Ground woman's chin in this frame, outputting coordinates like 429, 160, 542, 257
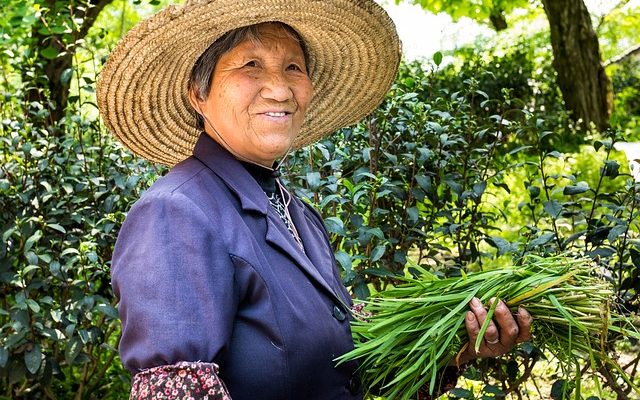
252, 138, 295, 163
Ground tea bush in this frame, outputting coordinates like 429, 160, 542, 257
0, 110, 159, 399
284, 59, 640, 398
1, 31, 639, 400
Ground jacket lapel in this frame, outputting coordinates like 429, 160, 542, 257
264, 212, 340, 301
286, 198, 342, 293
192, 133, 341, 303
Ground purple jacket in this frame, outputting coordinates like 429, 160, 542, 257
111, 133, 361, 399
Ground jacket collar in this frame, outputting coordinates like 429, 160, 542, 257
192, 133, 269, 215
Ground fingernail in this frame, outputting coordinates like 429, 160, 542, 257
466, 311, 475, 321
471, 297, 482, 308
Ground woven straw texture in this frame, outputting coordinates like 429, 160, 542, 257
97, 0, 401, 166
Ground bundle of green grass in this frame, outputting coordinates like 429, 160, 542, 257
338, 254, 640, 399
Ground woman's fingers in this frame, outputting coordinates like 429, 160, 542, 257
470, 297, 500, 346
460, 298, 534, 364
469, 297, 499, 347
515, 306, 533, 343
464, 310, 479, 352
492, 299, 519, 348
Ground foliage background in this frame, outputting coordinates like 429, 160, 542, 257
1, 0, 639, 399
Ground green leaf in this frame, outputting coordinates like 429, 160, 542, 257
306, 172, 321, 190
551, 379, 572, 400
433, 51, 443, 66
508, 145, 532, 155
65, 336, 82, 365
370, 245, 385, 262
594, 141, 603, 152
587, 246, 616, 259
484, 384, 505, 396
61, 248, 79, 256
415, 175, 431, 192
24, 344, 41, 374
493, 182, 510, 194
0, 348, 7, 368
547, 151, 563, 159
367, 227, 385, 239
602, 160, 620, 177
607, 224, 627, 244
353, 276, 370, 300
47, 223, 66, 233
485, 236, 512, 255
95, 303, 119, 320
407, 207, 419, 223
529, 232, 555, 248
543, 200, 562, 218
24, 230, 42, 252
324, 217, 345, 235
2, 228, 16, 242
363, 268, 395, 277
25, 299, 40, 313
41, 47, 59, 60
630, 248, 640, 269
22, 265, 39, 275
472, 181, 486, 197
449, 388, 472, 398
334, 251, 352, 271
563, 182, 590, 195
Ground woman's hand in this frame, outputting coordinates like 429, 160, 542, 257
455, 297, 533, 366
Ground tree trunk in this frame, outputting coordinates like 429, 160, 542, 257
25, 0, 113, 129
541, 0, 612, 131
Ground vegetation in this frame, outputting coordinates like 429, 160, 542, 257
340, 255, 640, 400
1, 0, 639, 399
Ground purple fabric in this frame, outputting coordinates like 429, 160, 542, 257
111, 133, 360, 400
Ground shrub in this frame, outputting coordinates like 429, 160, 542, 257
0, 107, 157, 398
284, 59, 640, 398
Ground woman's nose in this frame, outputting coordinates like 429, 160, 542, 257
260, 71, 294, 102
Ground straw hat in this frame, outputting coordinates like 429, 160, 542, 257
97, 0, 401, 166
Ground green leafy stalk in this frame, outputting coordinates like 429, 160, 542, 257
337, 254, 640, 400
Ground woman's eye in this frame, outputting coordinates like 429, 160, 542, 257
244, 60, 257, 67
287, 64, 303, 72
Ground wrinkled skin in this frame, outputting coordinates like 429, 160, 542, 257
456, 298, 533, 365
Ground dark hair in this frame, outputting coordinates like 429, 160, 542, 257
188, 22, 309, 130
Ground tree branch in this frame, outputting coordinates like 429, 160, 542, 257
596, 0, 631, 33
75, 0, 114, 41
604, 43, 640, 67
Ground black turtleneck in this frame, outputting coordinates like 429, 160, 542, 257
241, 161, 279, 195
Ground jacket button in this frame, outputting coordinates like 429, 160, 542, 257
332, 304, 346, 321
349, 372, 362, 395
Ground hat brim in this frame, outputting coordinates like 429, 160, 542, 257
97, 0, 401, 166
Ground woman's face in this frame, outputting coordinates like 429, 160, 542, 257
193, 23, 313, 167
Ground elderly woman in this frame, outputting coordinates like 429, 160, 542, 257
97, 1, 532, 399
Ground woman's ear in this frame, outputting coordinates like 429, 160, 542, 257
188, 89, 204, 115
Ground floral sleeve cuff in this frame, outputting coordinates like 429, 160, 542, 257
130, 361, 232, 400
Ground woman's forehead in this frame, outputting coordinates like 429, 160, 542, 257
242, 23, 304, 50
224, 23, 306, 61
